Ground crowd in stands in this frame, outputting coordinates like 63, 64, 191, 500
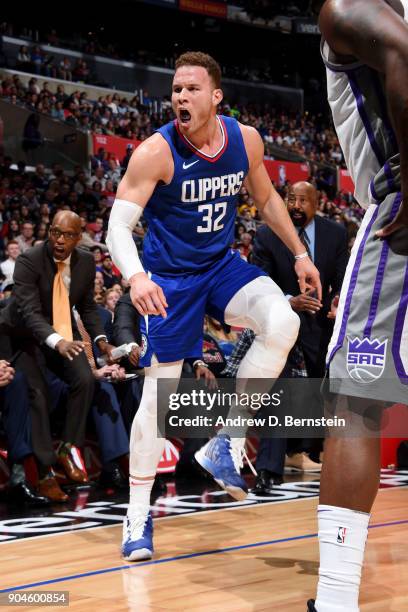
0, 153, 360, 302
0, 21, 310, 87
0, 72, 346, 170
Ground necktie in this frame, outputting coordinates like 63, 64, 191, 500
52, 262, 73, 341
298, 227, 312, 260
76, 315, 96, 370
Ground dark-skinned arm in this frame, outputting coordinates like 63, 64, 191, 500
320, 0, 408, 234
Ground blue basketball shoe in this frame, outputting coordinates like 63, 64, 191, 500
195, 434, 255, 501
122, 510, 153, 561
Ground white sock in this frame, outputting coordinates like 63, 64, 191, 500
128, 476, 154, 518
315, 504, 370, 612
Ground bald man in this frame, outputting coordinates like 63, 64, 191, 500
253, 182, 348, 374
0, 211, 115, 501
251, 181, 348, 480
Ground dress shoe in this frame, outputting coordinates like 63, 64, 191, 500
252, 469, 283, 495
285, 452, 322, 473
7, 481, 50, 506
57, 445, 88, 483
99, 466, 127, 489
38, 476, 69, 502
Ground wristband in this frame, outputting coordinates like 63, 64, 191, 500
294, 252, 309, 260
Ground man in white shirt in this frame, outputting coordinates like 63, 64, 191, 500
0, 240, 20, 286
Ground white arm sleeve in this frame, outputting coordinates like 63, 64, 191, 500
106, 199, 145, 280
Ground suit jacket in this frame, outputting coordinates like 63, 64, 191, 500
0, 240, 105, 344
252, 216, 349, 375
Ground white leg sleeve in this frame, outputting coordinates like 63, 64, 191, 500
129, 358, 183, 478
225, 276, 300, 380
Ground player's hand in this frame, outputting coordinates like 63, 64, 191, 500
294, 257, 322, 301
327, 295, 339, 320
195, 364, 217, 390
375, 201, 408, 238
289, 290, 322, 314
56, 339, 85, 361
0, 360, 14, 387
129, 272, 168, 318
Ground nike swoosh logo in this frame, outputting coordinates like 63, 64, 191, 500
182, 160, 199, 170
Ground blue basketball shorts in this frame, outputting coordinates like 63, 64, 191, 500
139, 249, 266, 366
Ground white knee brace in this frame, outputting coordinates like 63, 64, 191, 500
225, 277, 300, 379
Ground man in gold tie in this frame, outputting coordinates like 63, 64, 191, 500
0, 211, 116, 501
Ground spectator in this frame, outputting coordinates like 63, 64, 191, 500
121, 144, 134, 171
237, 232, 253, 261
58, 57, 72, 81
0, 360, 49, 505
239, 209, 258, 234
104, 288, 120, 319
5, 219, 20, 244
16, 221, 35, 253
22, 113, 43, 153
0, 240, 20, 286
31, 164, 48, 190
91, 245, 104, 270
100, 253, 120, 289
79, 223, 109, 252
16, 45, 31, 71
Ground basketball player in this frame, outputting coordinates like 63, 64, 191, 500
107, 52, 321, 562
307, 1, 408, 611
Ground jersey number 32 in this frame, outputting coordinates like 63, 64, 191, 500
197, 202, 227, 233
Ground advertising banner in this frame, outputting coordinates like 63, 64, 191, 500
338, 168, 355, 194
92, 134, 141, 162
179, 0, 227, 19
264, 159, 310, 184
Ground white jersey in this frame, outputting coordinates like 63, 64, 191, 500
321, 0, 408, 207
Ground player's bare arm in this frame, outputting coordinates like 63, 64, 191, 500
107, 133, 173, 317
320, 0, 408, 235
240, 124, 322, 299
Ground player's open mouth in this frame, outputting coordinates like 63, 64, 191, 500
179, 109, 191, 123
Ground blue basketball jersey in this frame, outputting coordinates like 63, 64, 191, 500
142, 115, 249, 275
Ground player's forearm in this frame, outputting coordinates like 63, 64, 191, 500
261, 194, 305, 257
106, 199, 146, 280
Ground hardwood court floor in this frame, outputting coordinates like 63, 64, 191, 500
1, 488, 407, 611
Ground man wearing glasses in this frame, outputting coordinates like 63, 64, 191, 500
0, 211, 115, 501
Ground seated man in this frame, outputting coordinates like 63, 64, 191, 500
0, 359, 49, 505
0, 211, 116, 502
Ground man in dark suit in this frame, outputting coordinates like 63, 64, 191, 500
251, 181, 348, 490
0, 211, 115, 501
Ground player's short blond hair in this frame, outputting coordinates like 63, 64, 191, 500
175, 52, 222, 89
